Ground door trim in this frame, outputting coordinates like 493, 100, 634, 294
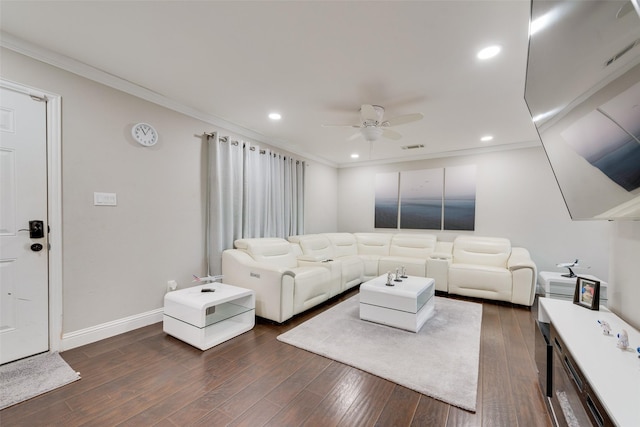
1, 79, 63, 352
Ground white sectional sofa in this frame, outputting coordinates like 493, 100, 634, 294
222, 233, 537, 323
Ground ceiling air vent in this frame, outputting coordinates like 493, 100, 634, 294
401, 144, 425, 150
605, 38, 639, 67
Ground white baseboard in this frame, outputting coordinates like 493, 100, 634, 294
61, 308, 164, 351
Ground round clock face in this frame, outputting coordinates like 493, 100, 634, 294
132, 123, 158, 146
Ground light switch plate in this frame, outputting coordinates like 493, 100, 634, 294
94, 192, 117, 206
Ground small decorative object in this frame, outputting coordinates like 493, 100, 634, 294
400, 265, 408, 278
616, 330, 629, 350
637, 347, 640, 358
557, 259, 580, 278
597, 320, 611, 335
386, 271, 394, 286
573, 276, 600, 310
192, 274, 224, 284
394, 268, 402, 282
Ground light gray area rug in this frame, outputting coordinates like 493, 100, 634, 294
0, 352, 81, 410
277, 295, 482, 412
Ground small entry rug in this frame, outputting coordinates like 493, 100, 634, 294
277, 295, 482, 412
0, 352, 81, 410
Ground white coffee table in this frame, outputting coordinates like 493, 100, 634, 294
359, 275, 435, 332
163, 282, 255, 350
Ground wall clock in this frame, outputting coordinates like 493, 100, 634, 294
131, 122, 158, 147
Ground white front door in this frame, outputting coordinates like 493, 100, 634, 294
0, 86, 49, 364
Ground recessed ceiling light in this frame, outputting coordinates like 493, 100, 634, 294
480, 135, 494, 142
268, 112, 281, 120
477, 45, 501, 60
351, 153, 359, 159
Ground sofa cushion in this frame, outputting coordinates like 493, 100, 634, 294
290, 266, 332, 314
234, 238, 298, 269
324, 233, 359, 257
452, 236, 511, 268
354, 233, 393, 255
389, 233, 437, 258
296, 234, 334, 259
448, 263, 512, 302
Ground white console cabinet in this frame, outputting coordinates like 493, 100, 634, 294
537, 298, 640, 426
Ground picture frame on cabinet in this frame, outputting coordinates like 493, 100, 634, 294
573, 276, 600, 310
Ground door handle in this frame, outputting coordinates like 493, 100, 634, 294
18, 220, 45, 238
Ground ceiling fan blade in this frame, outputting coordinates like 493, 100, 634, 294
321, 123, 361, 128
382, 128, 402, 140
383, 113, 424, 127
360, 104, 379, 122
347, 132, 362, 141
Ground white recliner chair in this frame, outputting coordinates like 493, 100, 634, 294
288, 233, 363, 295
222, 238, 332, 322
353, 233, 394, 280
447, 236, 537, 306
323, 233, 365, 291
378, 233, 437, 277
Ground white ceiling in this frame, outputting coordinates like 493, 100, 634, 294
0, 0, 542, 167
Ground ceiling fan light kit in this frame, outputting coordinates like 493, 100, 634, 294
361, 126, 384, 142
323, 104, 424, 143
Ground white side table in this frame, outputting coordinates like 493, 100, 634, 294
163, 282, 255, 350
538, 271, 608, 306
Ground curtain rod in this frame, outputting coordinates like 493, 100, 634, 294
204, 131, 305, 163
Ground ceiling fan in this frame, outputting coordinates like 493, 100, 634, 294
322, 104, 424, 142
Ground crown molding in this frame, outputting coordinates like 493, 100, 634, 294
0, 31, 337, 168
337, 139, 542, 168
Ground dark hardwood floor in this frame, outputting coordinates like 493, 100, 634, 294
1, 289, 552, 426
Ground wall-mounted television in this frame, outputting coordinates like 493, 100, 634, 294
524, 0, 640, 220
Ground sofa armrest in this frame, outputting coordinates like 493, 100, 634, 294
426, 256, 450, 292
427, 244, 452, 292
298, 254, 329, 262
429, 252, 452, 261
297, 258, 341, 297
221, 249, 295, 322
508, 247, 537, 306
508, 247, 536, 271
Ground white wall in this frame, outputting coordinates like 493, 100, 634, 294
305, 161, 338, 233
338, 147, 612, 281
0, 48, 337, 337
609, 221, 640, 329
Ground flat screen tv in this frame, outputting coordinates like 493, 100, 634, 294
524, 0, 640, 220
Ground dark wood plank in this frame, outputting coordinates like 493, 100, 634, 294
226, 398, 283, 427
303, 366, 377, 426
499, 305, 552, 427
264, 389, 325, 426
264, 352, 331, 407
412, 395, 450, 426
374, 385, 421, 426
480, 303, 519, 427
335, 370, 396, 426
